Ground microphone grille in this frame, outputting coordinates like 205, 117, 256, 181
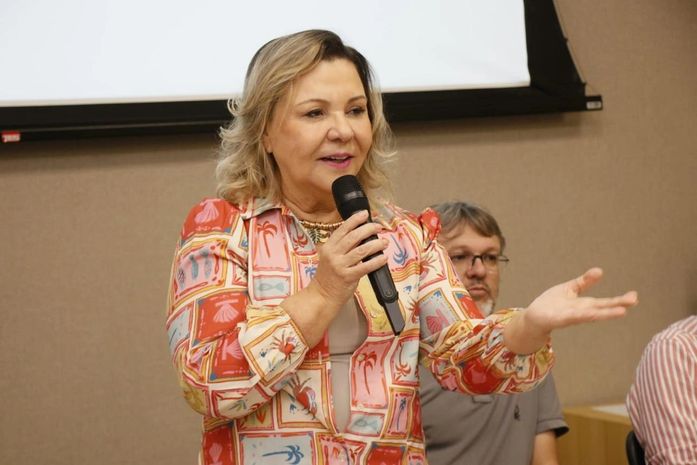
332, 175, 370, 219
332, 174, 361, 198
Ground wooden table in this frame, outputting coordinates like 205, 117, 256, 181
557, 404, 633, 465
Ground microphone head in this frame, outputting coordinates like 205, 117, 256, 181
332, 175, 370, 220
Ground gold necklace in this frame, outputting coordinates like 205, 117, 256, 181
298, 218, 344, 244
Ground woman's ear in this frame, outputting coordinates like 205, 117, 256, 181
262, 132, 272, 155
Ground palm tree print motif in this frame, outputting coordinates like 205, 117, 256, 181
391, 234, 409, 266
288, 221, 310, 249
393, 343, 411, 380
394, 396, 408, 431
324, 443, 358, 465
262, 444, 304, 465
420, 253, 439, 279
304, 264, 317, 280
256, 221, 278, 258
356, 351, 378, 395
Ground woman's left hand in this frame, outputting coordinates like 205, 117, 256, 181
504, 267, 638, 354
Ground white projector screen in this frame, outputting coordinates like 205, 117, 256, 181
0, 0, 529, 107
0, 0, 598, 141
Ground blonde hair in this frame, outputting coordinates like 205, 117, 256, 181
217, 30, 396, 204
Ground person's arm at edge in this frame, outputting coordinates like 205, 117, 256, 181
531, 374, 567, 465
531, 431, 559, 465
628, 333, 697, 465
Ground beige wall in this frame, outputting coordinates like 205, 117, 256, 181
1, 1, 695, 464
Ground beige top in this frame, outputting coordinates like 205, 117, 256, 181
328, 298, 367, 431
303, 223, 368, 432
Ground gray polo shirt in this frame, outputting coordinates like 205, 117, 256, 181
419, 368, 568, 465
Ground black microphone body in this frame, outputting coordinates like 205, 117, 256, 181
332, 175, 405, 335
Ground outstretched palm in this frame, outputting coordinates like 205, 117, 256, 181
525, 267, 638, 336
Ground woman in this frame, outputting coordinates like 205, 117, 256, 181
166, 30, 637, 465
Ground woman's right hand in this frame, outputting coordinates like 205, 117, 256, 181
311, 210, 389, 312
281, 210, 389, 346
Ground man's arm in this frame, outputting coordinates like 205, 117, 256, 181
531, 374, 568, 465
531, 431, 559, 465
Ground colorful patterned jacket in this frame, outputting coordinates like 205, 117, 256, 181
166, 197, 554, 465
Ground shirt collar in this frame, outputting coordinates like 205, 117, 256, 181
237, 196, 396, 231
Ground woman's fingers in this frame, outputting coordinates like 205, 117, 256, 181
347, 248, 389, 277
337, 222, 383, 252
323, 235, 388, 279
314, 210, 388, 281
558, 291, 638, 326
603, 291, 639, 308
332, 210, 370, 242
574, 306, 628, 324
346, 236, 388, 264
569, 267, 604, 295
322, 211, 387, 265
578, 291, 639, 310
526, 267, 639, 334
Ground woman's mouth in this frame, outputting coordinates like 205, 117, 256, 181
319, 154, 353, 169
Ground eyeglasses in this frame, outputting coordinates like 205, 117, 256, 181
454, 253, 510, 271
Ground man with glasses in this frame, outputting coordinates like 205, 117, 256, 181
420, 201, 568, 465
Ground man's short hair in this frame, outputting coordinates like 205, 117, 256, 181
430, 201, 506, 252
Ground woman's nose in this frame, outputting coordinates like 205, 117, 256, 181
327, 114, 353, 141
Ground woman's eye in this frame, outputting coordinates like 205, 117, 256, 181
450, 255, 465, 262
305, 109, 323, 118
349, 106, 367, 116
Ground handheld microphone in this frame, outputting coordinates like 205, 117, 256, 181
331, 175, 405, 335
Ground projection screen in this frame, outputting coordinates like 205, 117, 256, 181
0, 0, 600, 141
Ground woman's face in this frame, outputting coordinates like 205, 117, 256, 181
263, 58, 372, 207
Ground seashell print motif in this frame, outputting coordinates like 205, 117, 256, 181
213, 300, 239, 323
221, 338, 243, 361
195, 199, 220, 224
